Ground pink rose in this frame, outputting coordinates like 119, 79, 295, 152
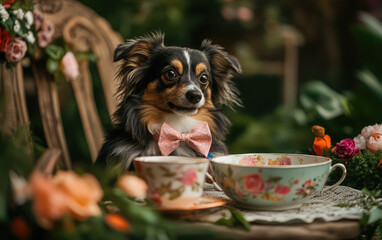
304, 180, 311, 187
366, 133, 382, 153
279, 156, 291, 165
354, 124, 382, 149
61, 52, 80, 81
239, 156, 255, 166
5, 38, 27, 62
181, 168, 198, 186
335, 138, 360, 162
243, 174, 265, 196
274, 185, 291, 196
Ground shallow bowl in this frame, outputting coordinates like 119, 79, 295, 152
211, 153, 346, 210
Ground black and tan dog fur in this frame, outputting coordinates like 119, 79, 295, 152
96, 33, 241, 169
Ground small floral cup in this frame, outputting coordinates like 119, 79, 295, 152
133, 156, 209, 209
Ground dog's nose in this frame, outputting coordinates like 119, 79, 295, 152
186, 90, 202, 104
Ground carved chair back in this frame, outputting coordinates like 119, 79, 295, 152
27, 0, 122, 168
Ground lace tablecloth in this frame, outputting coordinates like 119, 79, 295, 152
187, 184, 366, 224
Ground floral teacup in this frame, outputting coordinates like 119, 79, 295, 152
133, 156, 209, 209
211, 153, 346, 210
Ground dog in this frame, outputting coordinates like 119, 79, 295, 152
96, 33, 241, 170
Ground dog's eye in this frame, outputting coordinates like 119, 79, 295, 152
199, 74, 209, 85
164, 70, 178, 81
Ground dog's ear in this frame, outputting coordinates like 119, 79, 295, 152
201, 39, 242, 108
114, 33, 164, 98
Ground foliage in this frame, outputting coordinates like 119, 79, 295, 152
215, 208, 250, 231
337, 189, 382, 240
326, 149, 382, 191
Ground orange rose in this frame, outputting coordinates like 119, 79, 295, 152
30, 172, 69, 229
53, 171, 103, 219
30, 170, 103, 229
117, 174, 148, 199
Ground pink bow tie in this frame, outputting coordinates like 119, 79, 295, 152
158, 122, 212, 157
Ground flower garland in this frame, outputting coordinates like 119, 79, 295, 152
0, 0, 97, 82
312, 124, 382, 191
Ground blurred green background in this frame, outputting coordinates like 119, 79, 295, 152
27, 0, 382, 164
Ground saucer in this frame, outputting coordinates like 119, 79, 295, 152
159, 196, 226, 212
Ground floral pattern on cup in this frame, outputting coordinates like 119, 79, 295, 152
218, 166, 327, 203
239, 155, 292, 166
137, 164, 205, 207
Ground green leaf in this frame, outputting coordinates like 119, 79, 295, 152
169, 189, 181, 200
300, 81, 349, 119
357, 70, 382, 102
231, 208, 250, 231
215, 208, 250, 231
359, 13, 382, 38
46, 58, 59, 73
368, 206, 382, 224
45, 44, 66, 60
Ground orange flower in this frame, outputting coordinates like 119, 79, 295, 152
117, 174, 148, 199
53, 171, 103, 219
30, 171, 69, 229
105, 213, 131, 232
312, 125, 331, 156
30, 170, 103, 229
11, 217, 30, 240
377, 158, 382, 168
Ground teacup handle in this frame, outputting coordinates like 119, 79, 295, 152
205, 166, 223, 191
321, 163, 347, 193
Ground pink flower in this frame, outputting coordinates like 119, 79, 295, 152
243, 174, 265, 196
366, 133, 382, 153
294, 180, 299, 185
37, 20, 55, 48
181, 168, 198, 186
5, 38, 27, 62
41, 19, 55, 37
335, 138, 360, 162
304, 180, 312, 187
354, 124, 382, 149
37, 31, 51, 48
279, 156, 291, 165
274, 185, 291, 196
150, 190, 162, 206
61, 52, 80, 81
239, 156, 255, 166
33, 9, 43, 31
237, 7, 253, 22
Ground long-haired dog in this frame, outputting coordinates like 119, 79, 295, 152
96, 33, 241, 169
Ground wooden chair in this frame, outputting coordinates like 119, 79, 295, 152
1, 0, 123, 169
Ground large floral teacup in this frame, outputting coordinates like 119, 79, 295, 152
211, 154, 346, 210
133, 156, 209, 209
